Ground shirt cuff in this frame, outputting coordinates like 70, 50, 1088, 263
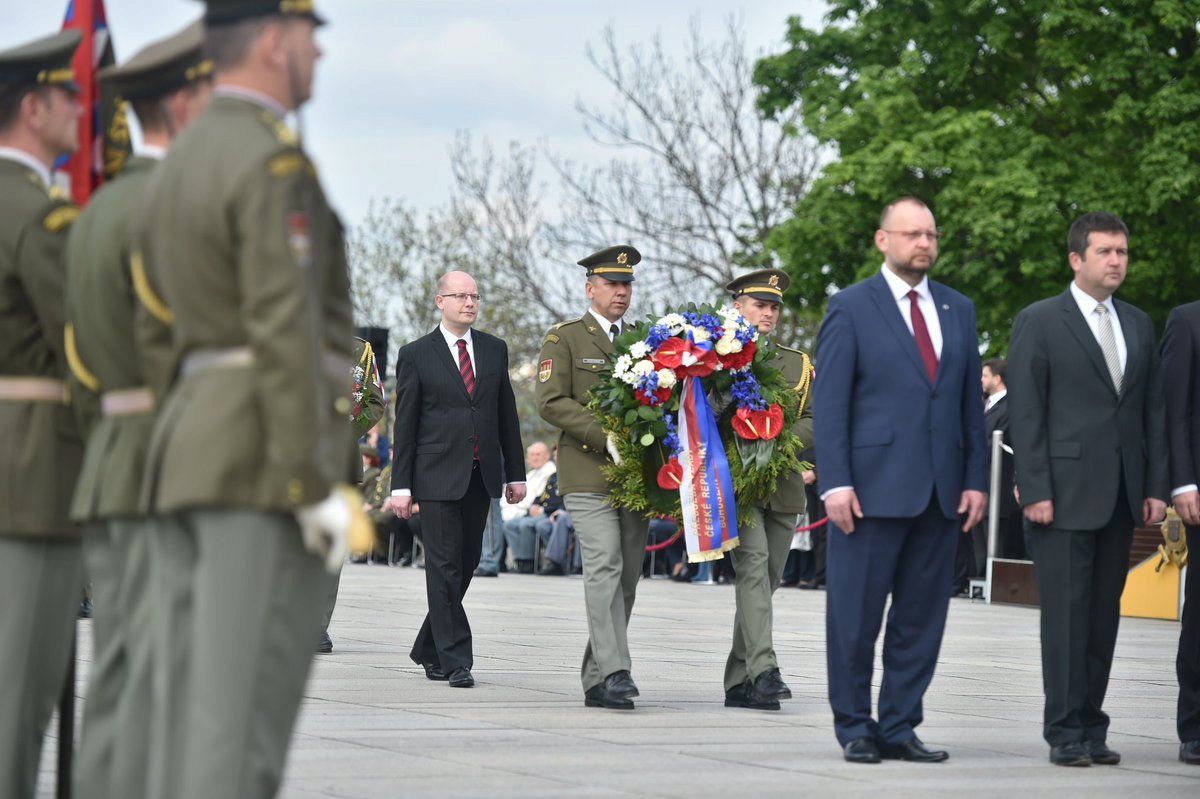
1172, 484, 1199, 498
506, 481, 527, 488
391, 489, 411, 497
820, 485, 854, 502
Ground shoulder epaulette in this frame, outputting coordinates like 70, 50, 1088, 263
42, 204, 80, 232
267, 150, 315, 179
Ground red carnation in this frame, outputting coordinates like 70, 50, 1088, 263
657, 458, 684, 489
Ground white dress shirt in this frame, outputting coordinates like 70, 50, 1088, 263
1068, 280, 1127, 374
820, 266, 946, 501
588, 308, 622, 341
393, 324, 523, 497
880, 263, 943, 358
500, 461, 556, 522
139, 144, 167, 161
985, 388, 1007, 413
0, 146, 52, 189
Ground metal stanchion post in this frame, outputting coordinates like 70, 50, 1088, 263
56, 624, 76, 799
984, 429, 1004, 604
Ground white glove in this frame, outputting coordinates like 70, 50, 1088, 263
606, 434, 622, 465
296, 489, 351, 574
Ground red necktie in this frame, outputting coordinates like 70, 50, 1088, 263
457, 339, 479, 459
907, 290, 938, 382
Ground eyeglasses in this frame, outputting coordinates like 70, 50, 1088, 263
439, 293, 482, 303
883, 229, 942, 242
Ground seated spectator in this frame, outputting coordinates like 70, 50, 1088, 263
360, 453, 421, 565
537, 502, 583, 576
501, 442, 557, 573
643, 517, 688, 580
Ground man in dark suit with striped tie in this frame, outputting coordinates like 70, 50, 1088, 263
385, 271, 527, 687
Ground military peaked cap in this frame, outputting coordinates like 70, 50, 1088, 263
196, 0, 326, 26
725, 268, 789, 303
0, 30, 81, 92
99, 21, 209, 101
578, 244, 640, 283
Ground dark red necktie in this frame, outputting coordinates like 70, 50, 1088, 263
907, 290, 938, 382
456, 339, 479, 459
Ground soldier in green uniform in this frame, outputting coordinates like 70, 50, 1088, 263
0, 29, 84, 799
318, 335, 386, 653
63, 22, 212, 799
721, 268, 815, 711
536, 245, 650, 710
132, 3, 360, 797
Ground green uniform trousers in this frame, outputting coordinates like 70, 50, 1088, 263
148, 509, 331, 799
564, 493, 649, 691
74, 518, 155, 799
724, 507, 798, 691
0, 537, 82, 799
320, 561, 342, 636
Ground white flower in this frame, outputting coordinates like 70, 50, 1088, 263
714, 338, 733, 356
689, 326, 711, 343
614, 354, 633, 377
656, 369, 677, 389
628, 341, 650, 359
658, 313, 686, 334
620, 371, 640, 386
631, 359, 655, 376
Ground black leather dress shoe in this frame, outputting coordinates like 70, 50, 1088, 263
472, 567, 498, 577
584, 684, 634, 710
753, 668, 792, 700
447, 667, 475, 688
1083, 740, 1120, 765
880, 736, 948, 763
537, 562, 564, 576
843, 738, 881, 764
422, 662, 448, 681
1180, 739, 1200, 765
605, 670, 639, 699
1049, 742, 1092, 767
315, 631, 333, 654
723, 680, 780, 711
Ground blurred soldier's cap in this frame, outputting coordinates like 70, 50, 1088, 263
196, 0, 326, 26
578, 245, 640, 283
725, 268, 789, 303
99, 21, 210, 101
0, 30, 82, 93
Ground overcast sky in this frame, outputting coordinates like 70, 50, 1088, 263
7, 1, 828, 226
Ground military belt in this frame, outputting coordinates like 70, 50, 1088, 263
181, 346, 354, 383
0, 376, 68, 404
101, 386, 155, 417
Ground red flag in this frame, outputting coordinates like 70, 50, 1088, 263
60, 0, 130, 205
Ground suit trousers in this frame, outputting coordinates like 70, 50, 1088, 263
411, 462, 490, 672
320, 560, 342, 634
1179, 526, 1200, 743
826, 493, 957, 746
0, 536, 82, 799
75, 518, 155, 799
564, 493, 649, 691
725, 507, 797, 691
148, 509, 330, 799
1028, 481, 1134, 746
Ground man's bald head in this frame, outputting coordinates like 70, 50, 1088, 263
526, 441, 551, 469
434, 271, 480, 335
879, 196, 932, 229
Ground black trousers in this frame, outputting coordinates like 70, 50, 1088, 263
1028, 481, 1134, 746
410, 463, 491, 672
1180, 526, 1200, 743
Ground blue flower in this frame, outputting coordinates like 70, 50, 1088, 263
663, 413, 681, 455
730, 370, 766, 411
645, 324, 672, 350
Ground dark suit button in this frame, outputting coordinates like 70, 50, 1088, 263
471, 407, 478, 413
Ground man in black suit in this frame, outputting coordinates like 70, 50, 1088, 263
981, 358, 1023, 561
385, 271, 526, 688
1161, 300, 1200, 766
1008, 212, 1168, 767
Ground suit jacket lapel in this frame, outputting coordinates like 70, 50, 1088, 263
1057, 291, 1118, 399
930, 282, 957, 390
868, 273, 931, 387
430, 327, 471, 401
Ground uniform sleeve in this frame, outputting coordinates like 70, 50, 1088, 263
233, 147, 331, 508
14, 203, 76, 377
131, 242, 178, 402
535, 330, 607, 451
792, 352, 814, 451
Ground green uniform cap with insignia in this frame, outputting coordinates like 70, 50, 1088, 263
726, 268, 789, 303
578, 244, 640, 283
196, 0, 326, 26
0, 29, 82, 92
99, 21, 210, 101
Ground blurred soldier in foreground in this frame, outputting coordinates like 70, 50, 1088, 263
0, 29, 83, 799
134, 2, 359, 797
64, 21, 212, 799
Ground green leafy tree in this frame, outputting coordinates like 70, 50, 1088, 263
755, 0, 1200, 351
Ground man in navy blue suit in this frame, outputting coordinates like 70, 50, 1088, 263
814, 197, 988, 764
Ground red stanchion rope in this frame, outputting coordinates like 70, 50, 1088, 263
644, 517, 829, 552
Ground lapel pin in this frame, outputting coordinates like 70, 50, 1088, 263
942, 304, 949, 310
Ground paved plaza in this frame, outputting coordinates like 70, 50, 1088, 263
44, 561, 1199, 798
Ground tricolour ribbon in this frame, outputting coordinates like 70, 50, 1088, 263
676, 375, 739, 562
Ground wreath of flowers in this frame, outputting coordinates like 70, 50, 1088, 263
587, 303, 807, 523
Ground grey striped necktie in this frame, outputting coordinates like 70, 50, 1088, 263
1094, 304, 1122, 394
